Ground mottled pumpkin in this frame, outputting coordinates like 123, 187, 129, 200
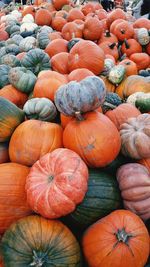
1, 215, 82, 266
120, 114, 150, 159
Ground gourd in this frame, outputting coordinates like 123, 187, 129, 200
135, 97, 150, 113
102, 92, 122, 113
137, 28, 150, 46
108, 65, 125, 85
0, 54, 20, 67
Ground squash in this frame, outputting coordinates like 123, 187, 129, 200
101, 58, 115, 77
0, 65, 11, 89
11, 34, 23, 46
0, 54, 20, 67
63, 111, 121, 168
19, 36, 37, 52
23, 97, 57, 121
45, 38, 68, 58
83, 17, 103, 41
135, 98, 150, 113
0, 142, 9, 164
121, 39, 142, 57
82, 210, 150, 267
68, 169, 121, 228
100, 76, 116, 92
21, 48, 51, 76
20, 22, 38, 33
1, 215, 82, 267
120, 113, 150, 159
26, 148, 88, 218
61, 21, 83, 41
35, 9, 52, 26
8, 67, 37, 93
108, 65, 126, 85
67, 37, 81, 51
51, 52, 69, 74
117, 163, 150, 221
5, 44, 20, 55
37, 28, 53, 49
113, 20, 134, 41
119, 59, 138, 76
102, 92, 122, 113
138, 158, 150, 172
137, 28, 150, 46
68, 68, 95, 82
0, 162, 31, 234
126, 92, 148, 106
9, 119, 63, 166
55, 76, 106, 116
0, 97, 25, 142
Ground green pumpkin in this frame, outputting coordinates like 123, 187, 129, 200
21, 48, 51, 75
0, 54, 21, 67
5, 22, 17, 35
68, 169, 121, 228
0, 47, 7, 58
8, 67, 37, 94
23, 97, 57, 121
9, 25, 20, 36
5, 44, 20, 55
102, 92, 122, 113
11, 34, 24, 46
135, 97, 150, 113
108, 65, 125, 85
67, 38, 81, 51
37, 30, 51, 49
0, 97, 25, 142
0, 64, 11, 89
1, 215, 82, 267
10, 31, 21, 38
0, 41, 6, 48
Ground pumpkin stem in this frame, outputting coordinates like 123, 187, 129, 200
75, 111, 84, 121
30, 250, 45, 267
119, 53, 127, 62
120, 29, 125, 34
109, 43, 116, 49
105, 30, 111, 37
116, 228, 133, 243
124, 39, 130, 49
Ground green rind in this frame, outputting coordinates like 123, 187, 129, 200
135, 98, 150, 113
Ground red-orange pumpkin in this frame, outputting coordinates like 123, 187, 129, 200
0, 163, 31, 233
81, 2, 101, 16
130, 53, 150, 71
63, 111, 121, 167
133, 18, 150, 30
0, 142, 9, 164
107, 8, 126, 28
52, 0, 70, 10
121, 39, 142, 57
67, 8, 85, 21
68, 68, 95, 82
35, 9, 52, 26
68, 40, 105, 75
110, 18, 125, 33
119, 59, 138, 76
22, 6, 36, 18
113, 21, 134, 41
51, 52, 69, 74
96, 9, 107, 20
98, 41, 119, 61
83, 17, 103, 41
51, 16, 67, 31
48, 31, 63, 40
98, 30, 118, 44
82, 209, 150, 267
0, 30, 9, 41
26, 148, 89, 218
0, 85, 28, 108
45, 38, 68, 57
61, 21, 83, 41
146, 43, 150, 55
9, 120, 63, 166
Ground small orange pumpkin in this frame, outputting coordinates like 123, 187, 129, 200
99, 41, 119, 61
45, 39, 68, 57
107, 8, 126, 28
51, 16, 67, 31
119, 59, 138, 76
51, 52, 69, 74
35, 9, 52, 26
52, 0, 70, 10
129, 53, 150, 71
113, 21, 134, 41
67, 8, 85, 21
133, 18, 150, 30
61, 21, 83, 41
121, 39, 142, 57
68, 68, 95, 82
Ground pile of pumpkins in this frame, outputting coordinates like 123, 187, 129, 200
0, 0, 149, 266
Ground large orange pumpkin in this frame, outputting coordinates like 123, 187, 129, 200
9, 120, 63, 166
113, 20, 134, 41
68, 40, 105, 75
63, 111, 121, 167
51, 52, 69, 74
68, 68, 95, 82
107, 8, 126, 28
133, 18, 150, 30
26, 148, 89, 218
35, 9, 52, 26
82, 209, 150, 267
61, 21, 83, 41
45, 38, 68, 57
0, 163, 31, 233
83, 17, 103, 41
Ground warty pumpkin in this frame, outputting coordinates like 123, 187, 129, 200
9, 119, 63, 166
82, 209, 150, 267
63, 111, 121, 167
1, 215, 82, 266
120, 113, 150, 159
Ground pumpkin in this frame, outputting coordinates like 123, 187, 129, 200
20, 22, 38, 33
51, 16, 67, 31
37, 29, 52, 49
102, 92, 122, 113
67, 37, 82, 51
52, 0, 70, 10
110, 18, 125, 33
0, 64, 11, 89
22, 6, 36, 18
107, 8, 126, 28
0, 163, 31, 234
68, 68, 95, 82
115, 75, 150, 99
138, 158, 150, 172
121, 39, 142, 57
113, 21, 134, 41
137, 28, 150, 46
45, 38, 68, 57
23, 97, 57, 122
126, 92, 148, 106
0, 30, 9, 41
61, 21, 83, 41
0, 84, 28, 108
1, 215, 82, 267
54, 76, 106, 116
48, 31, 63, 40
0, 97, 25, 142
67, 8, 84, 21
63, 111, 121, 167
26, 148, 88, 218
100, 76, 116, 92
98, 42, 119, 62
117, 163, 150, 220
96, 9, 107, 20
130, 53, 150, 71
135, 96, 150, 113
119, 59, 138, 76
9, 119, 63, 166
68, 168, 121, 228
33, 70, 68, 101
98, 30, 118, 44
19, 36, 37, 52
0, 142, 9, 164
108, 65, 125, 85
133, 18, 150, 30
120, 113, 150, 159
51, 52, 69, 74
5, 44, 20, 55
68, 40, 105, 75
105, 103, 141, 130
21, 48, 51, 76
83, 17, 103, 41
82, 210, 150, 267
35, 9, 52, 26
8, 67, 37, 94
0, 54, 20, 68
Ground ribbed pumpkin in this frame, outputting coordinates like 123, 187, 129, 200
107, 8, 126, 28
98, 30, 118, 44
68, 40, 105, 75
82, 210, 150, 267
83, 17, 103, 41
133, 18, 150, 30
53, 0, 70, 10
121, 39, 142, 57
63, 111, 121, 167
0, 142, 9, 164
0, 97, 25, 142
26, 148, 88, 218
9, 120, 63, 166
1, 215, 82, 266
138, 158, 150, 172
51, 16, 67, 31
35, 9, 52, 26
68, 169, 121, 228
98, 41, 119, 62
67, 8, 85, 22
113, 21, 134, 41
0, 163, 31, 234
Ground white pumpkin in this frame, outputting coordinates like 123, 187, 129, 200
11, 10, 22, 19
137, 28, 150, 46
20, 22, 38, 33
19, 36, 37, 52
1, 14, 17, 23
22, 14, 34, 23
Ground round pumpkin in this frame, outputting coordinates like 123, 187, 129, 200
26, 148, 88, 218
61, 21, 83, 41
120, 113, 150, 159
138, 158, 150, 172
121, 39, 142, 57
22, 6, 36, 18
107, 8, 126, 28
51, 16, 67, 31
68, 40, 105, 75
9, 119, 63, 166
117, 163, 150, 221
113, 21, 134, 41
98, 30, 118, 44
1, 215, 82, 266
0, 163, 31, 234
45, 38, 68, 57
0, 142, 9, 164
68, 68, 95, 82
63, 111, 121, 167
51, 52, 69, 74
83, 17, 103, 41
35, 9, 52, 26
52, 0, 70, 10
98, 41, 119, 62
100, 76, 116, 92
133, 17, 150, 30
130, 53, 150, 71
119, 59, 138, 76
82, 209, 150, 267
67, 8, 85, 21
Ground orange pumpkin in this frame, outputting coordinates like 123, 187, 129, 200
52, 0, 70, 10
138, 158, 150, 172
83, 17, 103, 41
34, 70, 68, 101
68, 40, 105, 75
146, 43, 150, 55
51, 52, 69, 74
35, 9, 52, 26
96, 9, 107, 20
45, 39, 68, 57
67, 8, 85, 21
9, 120, 63, 166
54, 10, 68, 18
0, 142, 9, 164
98, 30, 118, 44
107, 8, 126, 28
133, 18, 150, 30
22, 6, 35, 17
130, 53, 150, 71
0, 30, 9, 41
99, 41, 119, 61
121, 39, 142, 57
105, 103, 141, 130
82, 210, 150, 267
63, 111, 121, 167
119, 59, 138, 76
0, 85, 28, 108
110, 18, 125, 33
100, 76, 116, 92
48, 31, 63, 40
0, 163, 31, 233
51, 16, 67, 31
68, 68, 95, 82
113, 21, 134, 41
61, 21, 83, 41
81, 2, 101, 16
